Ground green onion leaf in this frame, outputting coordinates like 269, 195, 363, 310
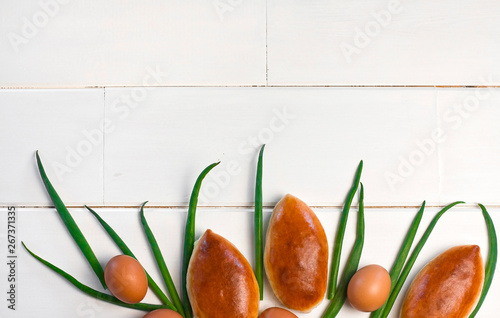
378, 201, 464, 318
469, 204, 497, 317
36, 151, 106, 289
322, 183, 365, 317
255, 144, 265, 300
182, 161, 220, 318
85, 206, 175, 310
23, 242, 167, 312
140, 202, 185, 317
371, 201, 425, 318
327, 160, 363, 299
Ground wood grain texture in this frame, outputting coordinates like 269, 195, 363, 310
268, 0, 500, 86
2, 87, 500, 207
0, 89, 105, 206
1, 2, 498, 318
2, 1, 499, 87
437, 88, 500, 204
102, 87, 439, 207
3, 207, 496, 318
0, 0, 266, 87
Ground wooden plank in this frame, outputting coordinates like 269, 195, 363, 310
438, 88, 500, 204
3, 87, 500, 207
5, 206, 497, 317
0, 89, 105, 206
103, 87, 440, 207
267, 0, 500, 86
0, 0, 266, 87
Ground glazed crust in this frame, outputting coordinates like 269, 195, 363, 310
264, 194, 329, 312
187, 229, 259, 318
401, 245, 484, 318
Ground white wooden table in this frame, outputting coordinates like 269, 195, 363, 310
1, 1, 499, 317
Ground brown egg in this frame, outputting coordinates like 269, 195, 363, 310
264, 194, 329, 312
259, 307, 298, 318
187, 229, 259, 318
347, 264, 391, 312
104, 255, 148, 304
143, 309, 183, 318
401, 245, 484, 318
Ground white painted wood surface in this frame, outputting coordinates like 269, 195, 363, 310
0, 0, 266, 87
0, 89, 105, 206
0, 207, 497, 317
2, 1, 500, 86
267, 0, 500, 86
1, 87, 499, 207
1, 1, 499, 318
103, 87, 440, 207
437, 88, 500, 204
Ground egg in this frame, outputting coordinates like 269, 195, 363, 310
143, 309, 183, 318
259, 307, 298, 318
104, 254, 148, 304
347, 264, 391, 312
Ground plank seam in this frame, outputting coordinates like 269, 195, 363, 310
1, 85, 500, 89
1, 204, 494, 209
